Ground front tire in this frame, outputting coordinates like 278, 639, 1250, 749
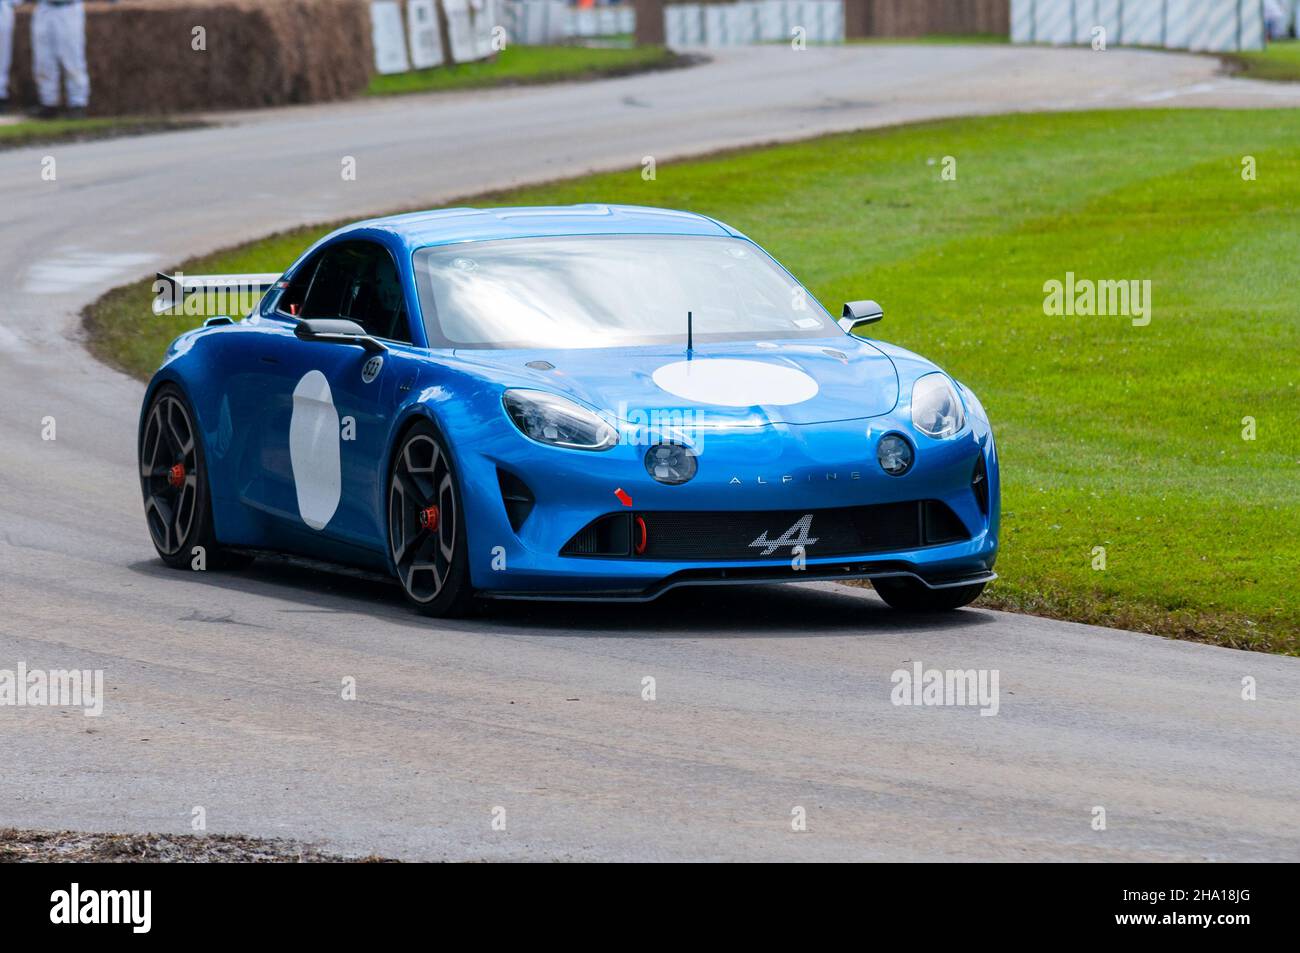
872, 576, 986, 612
138, 384, 250, 571
387, 420, 474, 617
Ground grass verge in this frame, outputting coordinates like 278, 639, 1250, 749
0, 116, 204, 150
85, 109, 1300, 655
1222, 38, 1300, 81
367, 44, 686, 96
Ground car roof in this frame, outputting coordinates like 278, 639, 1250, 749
344, 204, 743, 249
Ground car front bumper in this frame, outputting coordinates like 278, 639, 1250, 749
454, 410, 1000, 599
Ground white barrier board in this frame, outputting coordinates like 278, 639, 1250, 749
671, 0, 839, 47
473, 0, 499, 59
666, 4, 705, 46
1015, 0, 1266, 52
1073, 0, 1122, 45
507, 0, 569, 45
371, 0, 411, 74
407, 0, 445, 69
1240, 0, 1266, 50
758, 0, 789, 41
1033, 0, 1075, 45
444, 0, 479, 62
1010, 0, 1034, 43
1120, 0, 1166, 46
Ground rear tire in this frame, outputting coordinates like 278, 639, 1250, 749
387, 420, 475, 617
139, 383, 251, 571
872, 577, 985, 612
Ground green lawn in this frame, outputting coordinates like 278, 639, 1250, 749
368, 44, 681, 96
1225, 39, 1300, 81
0, 116, 201, 150
85, 109, 1300, 654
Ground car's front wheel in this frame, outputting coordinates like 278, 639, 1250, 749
872, 576, 985, 612
139, 383, 250, 571
388, 420, 474, 617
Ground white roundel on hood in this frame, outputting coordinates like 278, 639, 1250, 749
289, 370, 341, 530
651, 358, 819, 407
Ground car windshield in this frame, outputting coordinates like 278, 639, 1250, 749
412, 235, 835, 349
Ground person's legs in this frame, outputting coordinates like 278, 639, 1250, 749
55, 2, 89, 110
0, 2, 15, 103
31, 2, 61, 109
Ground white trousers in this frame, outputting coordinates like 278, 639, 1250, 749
33, 1, 89, 109
0, 1, 14, 101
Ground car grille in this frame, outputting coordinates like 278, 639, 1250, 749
560, 501, 970, 561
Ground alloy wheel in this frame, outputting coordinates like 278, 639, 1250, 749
139, 394, 199, 556
388, 431, 458, 604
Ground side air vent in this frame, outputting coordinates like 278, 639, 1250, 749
971, 454, 989, 516
497, 468, 535, 532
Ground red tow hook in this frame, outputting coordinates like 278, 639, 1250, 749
418, 505, 440, 532
167, 463, 186, 489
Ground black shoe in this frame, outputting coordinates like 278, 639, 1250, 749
36, 105, 59, 120
65, 106, 87, 120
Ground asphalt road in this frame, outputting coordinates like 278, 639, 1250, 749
1, 45, 1297, 861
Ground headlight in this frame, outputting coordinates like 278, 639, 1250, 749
959, 382, 989, 424
877, 433, 913, 476
502, 390, 617, 451
645, 443, 697, 485
911, 373, 965, 438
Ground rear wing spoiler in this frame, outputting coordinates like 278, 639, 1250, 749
152, 271, 283, 316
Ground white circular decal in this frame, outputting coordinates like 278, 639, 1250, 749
651, 358, 819, 407
362, 355, 383, 384
289, 370, 341, 531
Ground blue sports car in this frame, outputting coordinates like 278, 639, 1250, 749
139, 204, 999, 616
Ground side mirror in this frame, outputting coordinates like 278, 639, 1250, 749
294, 318, 387, 354
839, 300, 883, 333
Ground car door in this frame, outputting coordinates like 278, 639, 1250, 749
240, 240, 411, 565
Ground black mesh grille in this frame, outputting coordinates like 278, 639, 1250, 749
923, 499, 968, 545
562, 512, 632, 556
561, 501, 970, 561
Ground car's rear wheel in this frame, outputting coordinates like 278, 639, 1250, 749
872, 576, 986, 612
139, 384, 250, 571
388, 420, 474, 617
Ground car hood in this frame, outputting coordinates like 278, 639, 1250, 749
451, 338, 900, 426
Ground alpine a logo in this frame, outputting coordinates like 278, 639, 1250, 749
749, 514, 818, 556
